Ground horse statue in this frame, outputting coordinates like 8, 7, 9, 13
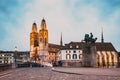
83, 33, 97, 43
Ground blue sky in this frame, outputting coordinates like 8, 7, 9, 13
0, 0, 120, 51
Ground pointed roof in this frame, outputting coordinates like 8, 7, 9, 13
101, 27, 104, 43
33, 20, 36, 25
32, 22, 37, 32
60, 32, 63, 46
42, 18, 45, 22
41, 18, 46, 29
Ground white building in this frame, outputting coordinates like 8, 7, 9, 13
0, 51, 14, 64
57, 42, 118, 68
0, 51, 29, 64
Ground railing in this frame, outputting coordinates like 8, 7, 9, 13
17, 62, 43, 68
0, 64, 12, 72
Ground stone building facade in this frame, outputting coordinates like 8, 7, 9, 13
0, 51, 29, 64
57, 42, 118, 68
30, 18, 119, 67
30, 19, 61, 64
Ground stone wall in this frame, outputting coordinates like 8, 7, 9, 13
62, 60, 82, 67
0, 64, 12, 72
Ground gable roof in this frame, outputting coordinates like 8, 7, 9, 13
61, 41, 116, 51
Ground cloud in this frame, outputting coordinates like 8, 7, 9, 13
0, 0, 120, 51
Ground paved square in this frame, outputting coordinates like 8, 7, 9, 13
0, 68, 120, 80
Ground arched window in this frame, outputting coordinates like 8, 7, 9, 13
106, 53, 109, 67
97, 54, 100, 66
79, 54, 82, 59
66, 54, 71, 60
111, 53, 114, 66
102, 54, 105, 67
73, 54, 77, 59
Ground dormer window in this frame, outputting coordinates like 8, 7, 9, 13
76, 45, 79, 48
70, 45, 72, 48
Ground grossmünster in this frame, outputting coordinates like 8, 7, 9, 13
30, 18, 118, 68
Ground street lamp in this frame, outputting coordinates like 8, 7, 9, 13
14, 46, 18, 68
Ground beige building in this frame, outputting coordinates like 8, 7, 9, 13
30, 19, 61, 64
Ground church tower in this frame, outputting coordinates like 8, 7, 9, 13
39, 18, 49, 62
30, 22, 39, 61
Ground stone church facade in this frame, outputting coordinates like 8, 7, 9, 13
30, 19, 61, 64
30, 18, 118, 67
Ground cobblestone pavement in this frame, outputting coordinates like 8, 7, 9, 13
0, 67, 120, 80
53, 67, 120, 76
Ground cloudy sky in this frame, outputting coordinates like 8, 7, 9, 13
0, 0, 120, 51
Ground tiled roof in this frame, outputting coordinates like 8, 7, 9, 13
48, 43, 61, 48
62, 42, 82, 50
95, 42, 116, 51
61, 41, 116, 51
48, 43, 61, 53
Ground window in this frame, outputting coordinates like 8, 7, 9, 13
2, 54, 4, 57
70, 45, 72, 48
69, 51, 71, 53
76, 45, 79, 48
66, 51, 67, 53
66, 54, 71, 60
73, 50, 76, 53
73, 54, 77, 59
79, 54, 82, 59
5, 61, 8, 63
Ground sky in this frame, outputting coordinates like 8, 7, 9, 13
0, 0, 120, 51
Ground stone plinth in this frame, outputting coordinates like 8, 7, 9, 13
82, 43, 97, 67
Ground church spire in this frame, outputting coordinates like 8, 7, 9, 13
32, 22, 37, 32
60, 32, 63, 46
41, 18, 46, 29
101, 27, 104, 43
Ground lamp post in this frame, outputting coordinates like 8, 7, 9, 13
14, 46, 18, 68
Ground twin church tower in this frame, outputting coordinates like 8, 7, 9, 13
30, 18, 49, 63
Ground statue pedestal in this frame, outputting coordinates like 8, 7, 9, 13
82, 43, 97, 67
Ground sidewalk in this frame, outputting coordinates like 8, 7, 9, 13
52, 67, 120, 77
0, 68, 27, 77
